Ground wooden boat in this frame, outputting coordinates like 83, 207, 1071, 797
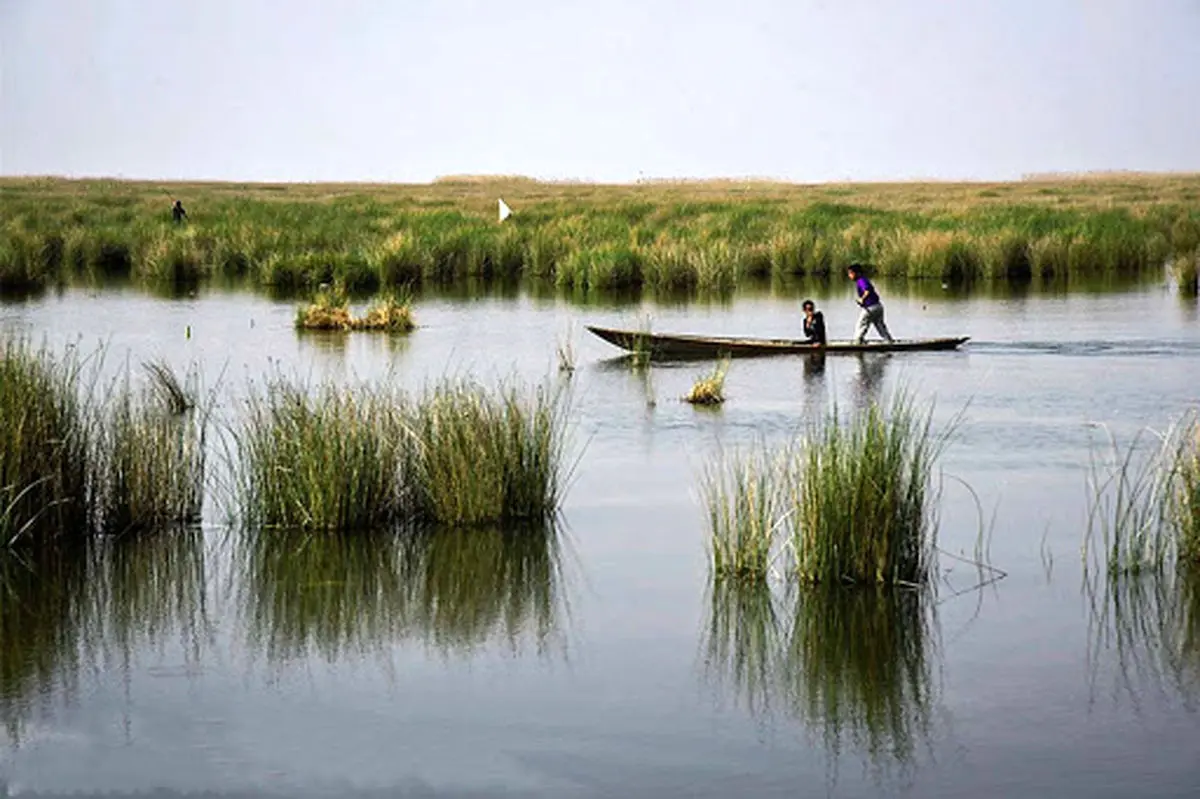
586, 325, 969, 359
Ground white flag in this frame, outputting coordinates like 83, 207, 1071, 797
498, 198, 512, 222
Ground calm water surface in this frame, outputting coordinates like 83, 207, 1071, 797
1, 281, 1199, 798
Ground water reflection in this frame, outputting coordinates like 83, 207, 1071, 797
852, 353, 892, 409
1087, 567, 1200, 706
0, 530, 209, 742
235, 524, 566, 665
705, 580, 937, 779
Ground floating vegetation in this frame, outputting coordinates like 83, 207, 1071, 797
231, 376, 569, 532
684, 358, 729, 405
702, 393, 949, 585
704, 579, 936, 782
354, 292, 415, 332
235, 523, 564, 664
294, 288, 353, 331
295, 288, 416, 332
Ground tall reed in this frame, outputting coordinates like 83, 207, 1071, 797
0, 339, 94, 545
703, 446, 787, 579
703, 394, 947, 585
410, 381, 566, 526
232, 377, 411, 532
93, 370, 207, 535
790, 397, 946, 585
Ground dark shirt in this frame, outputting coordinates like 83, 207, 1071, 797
172, 202, 187, 223
854, 276, 880, 308
803, 311, 826, 345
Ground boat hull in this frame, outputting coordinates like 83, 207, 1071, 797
585, 325, 969, 359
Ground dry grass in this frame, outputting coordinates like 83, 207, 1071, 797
684, 359, 730, 405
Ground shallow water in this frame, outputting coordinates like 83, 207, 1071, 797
2, 280, 1200, 798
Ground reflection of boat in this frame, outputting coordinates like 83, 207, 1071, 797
586, 325, 969, 359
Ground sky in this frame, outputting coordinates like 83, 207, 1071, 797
2, 0, 1199, 183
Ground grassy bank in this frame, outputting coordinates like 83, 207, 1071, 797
2, 174, 1198, 296
231, 375, 568, 532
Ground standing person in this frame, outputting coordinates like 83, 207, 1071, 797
847, 263, 894, 344
801, 299, 826, 345
171, 199, 187, 224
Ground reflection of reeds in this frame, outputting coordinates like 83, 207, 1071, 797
236, 524, 563, 664
0, 529, 209, 741
704, 578, 936, 778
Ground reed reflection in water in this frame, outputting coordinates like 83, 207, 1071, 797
1088, 566, 1200, 706
705, 579, 937, 778
235, 523, 566, 665
0, 528, 209, 742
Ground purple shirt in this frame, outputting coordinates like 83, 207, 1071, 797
855, 276, 880, 308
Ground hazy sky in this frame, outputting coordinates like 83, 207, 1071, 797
2, 0, 1198, 182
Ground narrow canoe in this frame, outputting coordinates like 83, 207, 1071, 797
585, 325, 970, 359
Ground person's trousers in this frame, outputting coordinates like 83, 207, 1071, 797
855, 303, 893, 344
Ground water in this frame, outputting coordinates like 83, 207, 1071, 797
2, 280, 1200, 797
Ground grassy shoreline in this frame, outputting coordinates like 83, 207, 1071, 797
3, 175, 1198, 296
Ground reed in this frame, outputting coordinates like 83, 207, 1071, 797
232, 377, 411, 532
6, 175, 1196, 296
1168, 418, 1200, 565
788, 395, 946, 585
0, 339, 94, 545
352, 292, 415, 332
92, 369, 207, 535
409, 381, 567, 526
684, 358, 729, 405
295, 287, 353, 331
703, 447, 786, 579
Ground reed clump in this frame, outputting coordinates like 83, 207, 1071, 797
231, 376, 568, 532
0, 339, 93, 545
684, 358, 730, 405
410, 381, 566, 526
352, 293, 415, 332
1084, 415, 1200, 576
92, 369, 207, 535
233, 378, 411, 532
295, 288, 353, 331
702, 393, 947, 585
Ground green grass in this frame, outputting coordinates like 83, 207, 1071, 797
702, 393, 948, 585
231, 376, 569, 532
232, 377, 411, 532
93, 368, 207, 535
790, 397, 946, 585
0, 339, 94, 545
3, 175, 1198, 296
1083, 415, 1200, 576
409, 381, 567, 526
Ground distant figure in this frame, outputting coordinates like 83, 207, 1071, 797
171, 199, 187, 224
847, 263, 894, 344
801, 299, 826, 345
